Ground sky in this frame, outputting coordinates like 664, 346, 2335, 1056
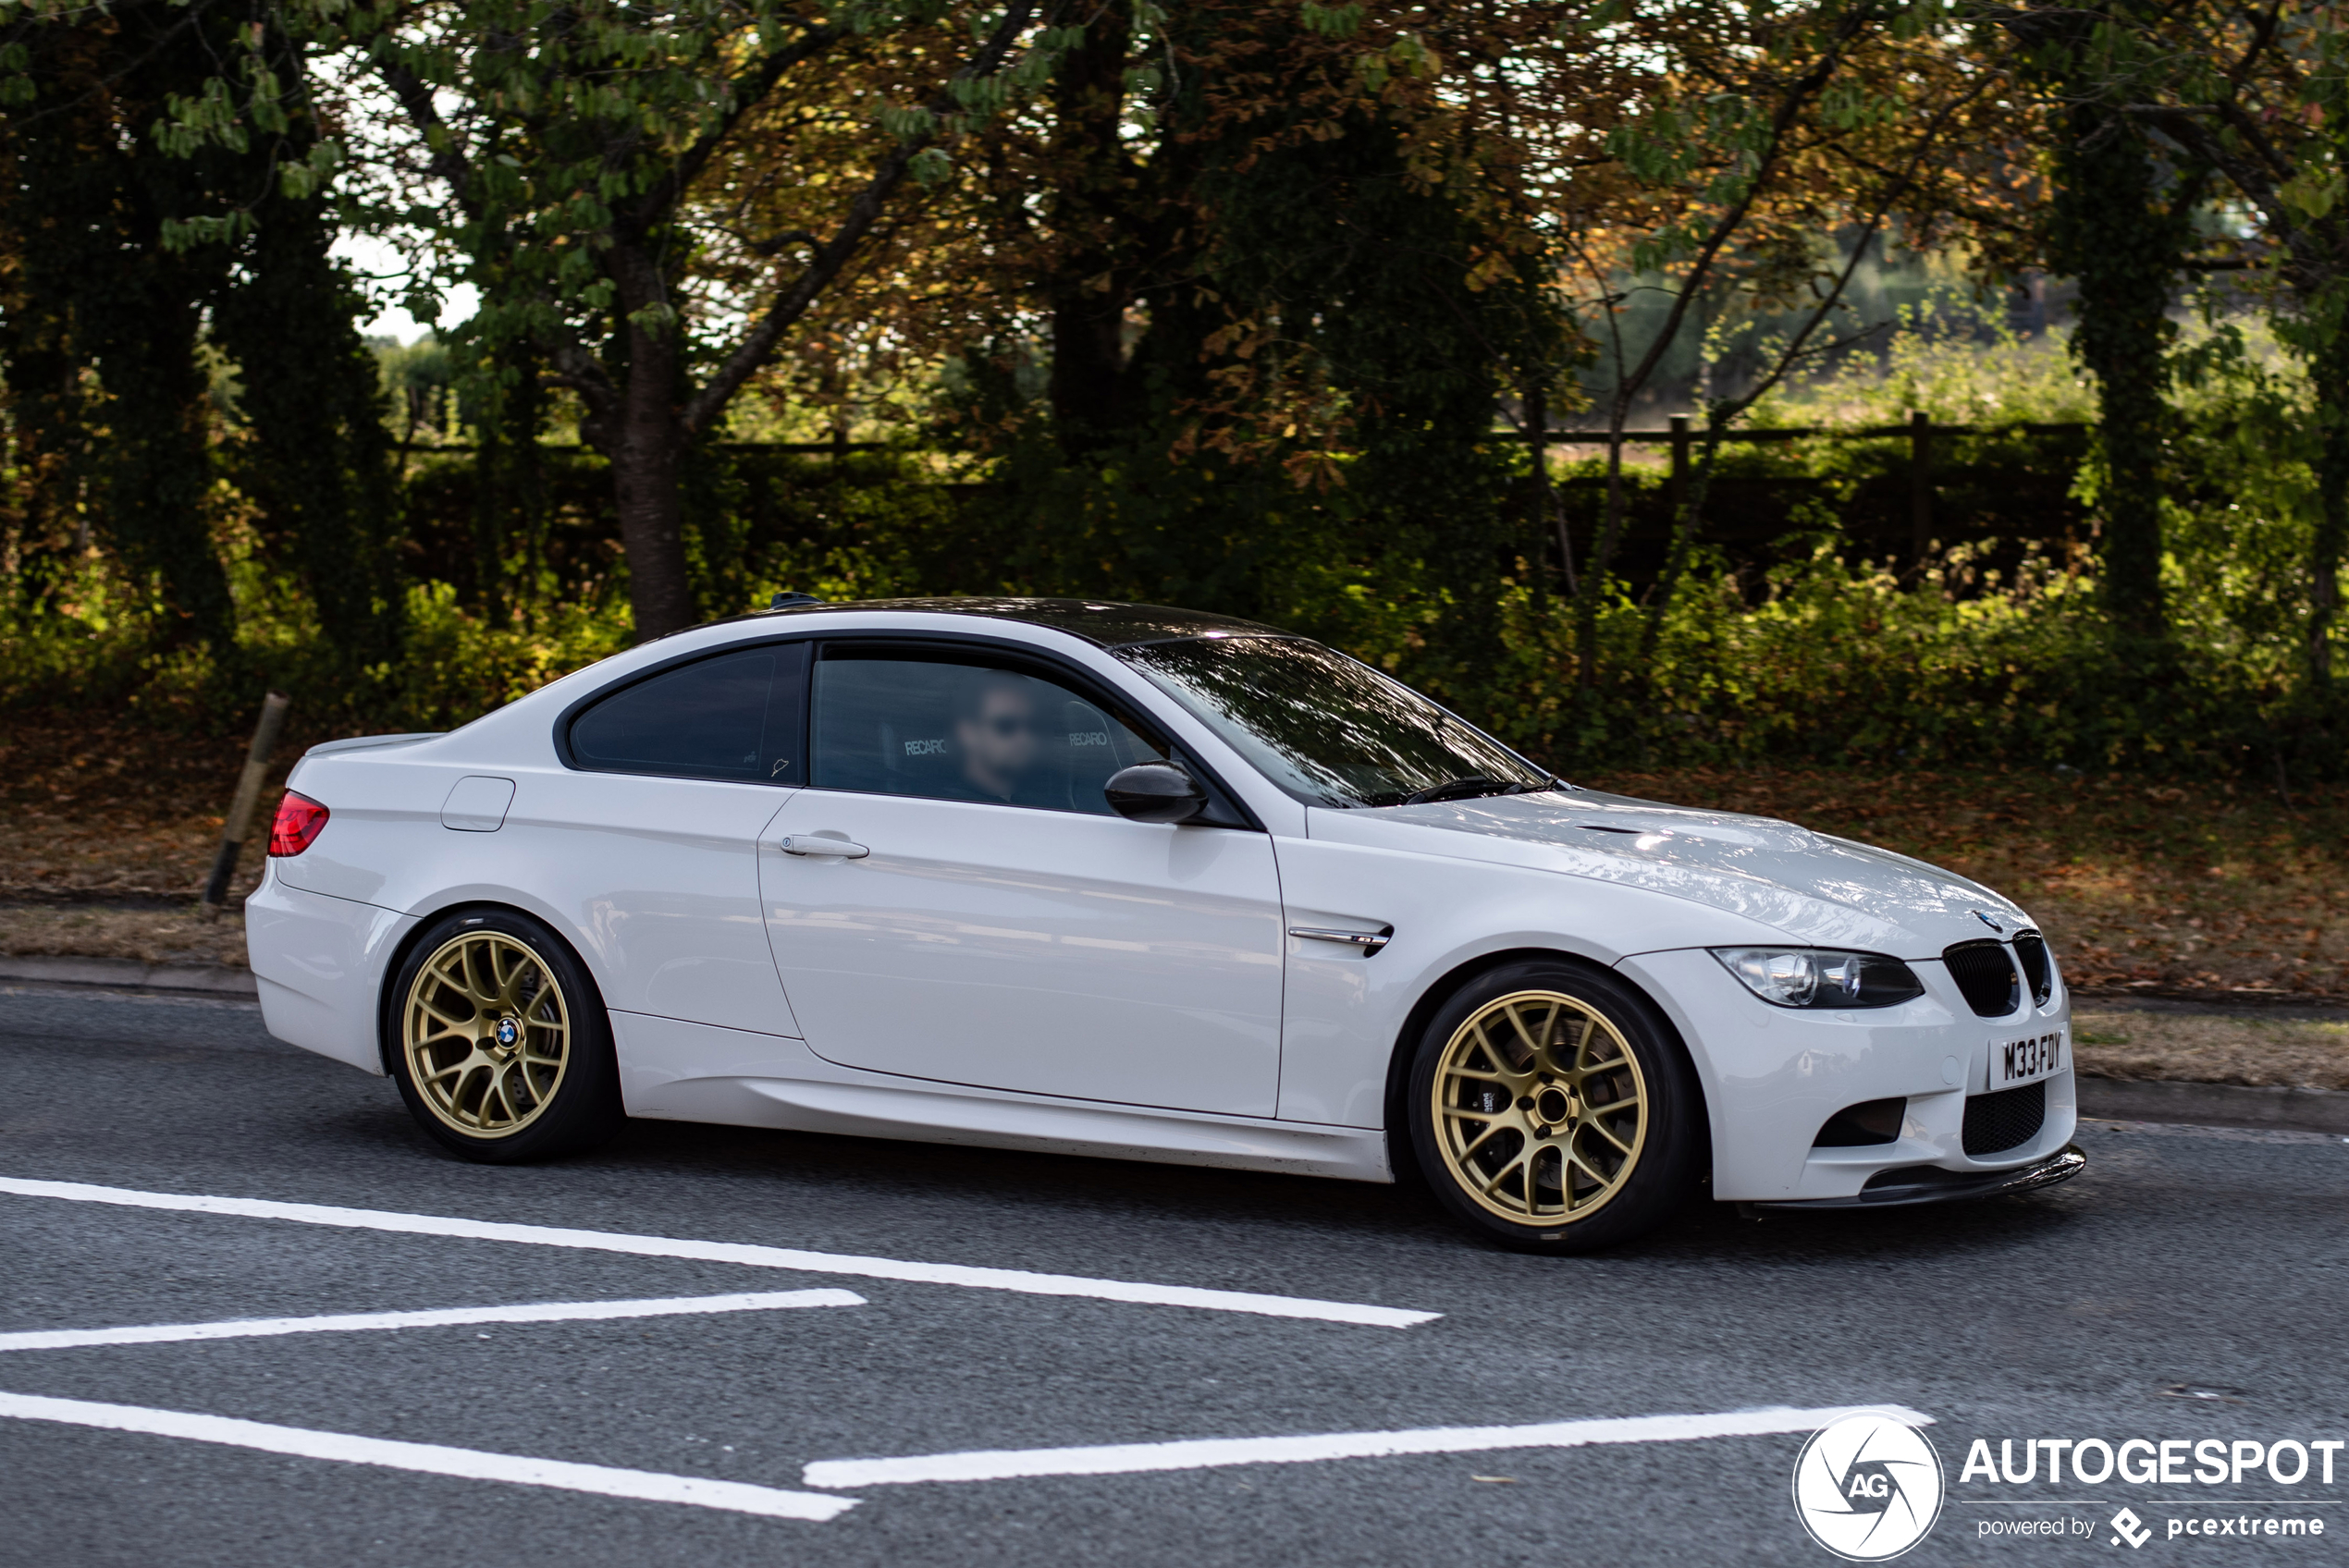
335, 232, 478, 343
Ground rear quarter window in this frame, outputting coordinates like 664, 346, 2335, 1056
567, 643, 808, 784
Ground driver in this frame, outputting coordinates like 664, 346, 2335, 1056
953, 671, 1048, 804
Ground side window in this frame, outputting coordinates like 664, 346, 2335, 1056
810, 649, 1166, 815
568, 643, 808, 784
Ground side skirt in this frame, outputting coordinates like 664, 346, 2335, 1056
611, 1011, 1392, 1183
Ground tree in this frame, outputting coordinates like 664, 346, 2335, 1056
1998, 2, 2205, 648
2, 5, 237, 649
0, 0, 400, 672
919, 0, 1597, 668
2046, 104, 2195, 644
1558, 0, 2022, 692
2019, 0, 2349, 686
294, 0, 1073, 639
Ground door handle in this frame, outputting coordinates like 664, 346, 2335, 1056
773, 834, 870, 859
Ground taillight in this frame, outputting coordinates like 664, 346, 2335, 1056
267, 790, 330, 856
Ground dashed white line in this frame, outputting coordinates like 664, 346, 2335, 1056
0, 1288, 864, 1354
0, 1391, 855, 1521
0, 1177, 1436, 1329
801, 1403, 1936, 1488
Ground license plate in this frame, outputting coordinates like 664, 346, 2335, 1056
1990, 1027, 2066, 1090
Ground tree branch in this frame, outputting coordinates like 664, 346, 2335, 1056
1605, 5, 1879, 423
620, 18, 851, 239
373, 58, 479, 216
679, 0, 1046, 435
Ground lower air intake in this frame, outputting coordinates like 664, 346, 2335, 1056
1814, 1096, 1905, 1147
1962, 1080, 2046, 1157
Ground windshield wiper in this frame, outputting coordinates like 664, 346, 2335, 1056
1400, 776, 1531, 806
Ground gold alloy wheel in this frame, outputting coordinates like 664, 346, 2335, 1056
1431, 989, 1649, 1224
402, 930, 571, 1138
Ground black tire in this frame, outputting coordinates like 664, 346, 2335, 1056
1405, 958, 1701, 1254
384, 907, 624, 1163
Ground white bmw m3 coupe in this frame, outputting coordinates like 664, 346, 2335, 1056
246, 596, 2083, 1252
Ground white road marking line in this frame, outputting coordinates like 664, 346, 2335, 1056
0, 1390, 855, 1521
0, 1288, 863, 1354
0, 1177, 1436, 1329
801, 1403, 1936, 1488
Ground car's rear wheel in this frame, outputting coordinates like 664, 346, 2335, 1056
1407, 960, 1700, 1253
387, 909, 623, 1163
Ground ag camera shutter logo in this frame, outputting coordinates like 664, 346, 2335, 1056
1792, 1411, 1946, 1560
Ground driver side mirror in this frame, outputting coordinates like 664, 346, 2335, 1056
1104, 762, 1207, 825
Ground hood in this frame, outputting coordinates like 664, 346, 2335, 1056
1305, 788, 2031, 957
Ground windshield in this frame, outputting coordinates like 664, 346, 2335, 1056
1117, 636, 1558, 809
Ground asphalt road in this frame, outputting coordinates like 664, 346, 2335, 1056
4, 985, 2346, 1567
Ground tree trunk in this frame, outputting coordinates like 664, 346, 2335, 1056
1046, 0, 1135, 455
2048, 104, 2183, 643
215, 190, 407, 668
2311, 333, 2349, 686
602, 251, 698, 641
610, 423, 695, 642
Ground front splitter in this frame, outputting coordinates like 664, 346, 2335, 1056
1752, 1143, 2086, 1210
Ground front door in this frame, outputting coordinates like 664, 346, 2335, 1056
758, 643, 1285, 1116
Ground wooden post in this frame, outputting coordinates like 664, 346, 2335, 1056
1909, 410, 1934, 567
200, 692, 290, 921
1667, 414, 1691, 523
1529, 384, 1572, 592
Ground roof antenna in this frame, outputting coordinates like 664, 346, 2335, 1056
769, 591, 827, 609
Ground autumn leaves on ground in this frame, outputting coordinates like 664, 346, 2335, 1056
1596, 765, 2349, 1001
3, 713, 2345, 998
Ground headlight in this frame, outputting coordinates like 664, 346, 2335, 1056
1711, 948, 1925, 1010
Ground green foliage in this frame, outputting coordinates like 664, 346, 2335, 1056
1491, 544, 2302, 777
0, 443, 956, 733
2, 325, 2343, 776
951, 26, 1569, 694
1749, 292, 2096, 428
2, 0, 403, 694
1492, 321, 2343, 778
1, 6, 240, 652
9, 0, 2349, 783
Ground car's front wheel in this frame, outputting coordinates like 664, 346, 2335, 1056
386, 909, 624, 1163
1406, 960, 1701, 1253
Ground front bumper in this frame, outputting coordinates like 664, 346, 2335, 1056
1750, 1143, 2086, 1210
1617, 946, 2079, 1202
